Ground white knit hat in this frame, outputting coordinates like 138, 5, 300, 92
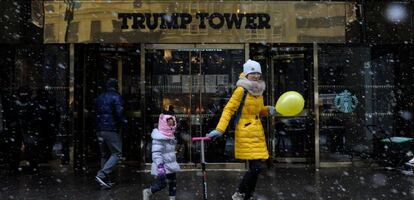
243, 59, 262, 75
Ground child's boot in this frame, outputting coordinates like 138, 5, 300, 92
142, 188, 152, 200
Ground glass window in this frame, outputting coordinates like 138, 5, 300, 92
0, 45, 71, 165
318, 45, 393, 162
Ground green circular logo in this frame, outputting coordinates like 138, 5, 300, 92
334, 90, 358, 113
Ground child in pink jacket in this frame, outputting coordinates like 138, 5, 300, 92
143, 112, 180, 200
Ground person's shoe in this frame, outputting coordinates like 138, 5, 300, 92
142, 188, 152, 200
95, 176, 112, 189
169, 196, 176, 200
232, 192, 245, 200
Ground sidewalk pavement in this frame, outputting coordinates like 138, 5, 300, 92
1, 164, 414, 200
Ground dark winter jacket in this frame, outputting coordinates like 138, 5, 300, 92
95, 88, 127, 132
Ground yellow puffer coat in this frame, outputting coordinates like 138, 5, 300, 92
216, 83, 270, 160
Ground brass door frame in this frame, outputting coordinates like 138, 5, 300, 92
313, 43, 320, 169
143, 43, 246, 169
117, 58, 123, 94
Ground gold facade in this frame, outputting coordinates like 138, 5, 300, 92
44, 1, 355, 43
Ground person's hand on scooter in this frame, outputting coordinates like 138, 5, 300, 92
157, 163, 166, 177
206, 129, 223, 138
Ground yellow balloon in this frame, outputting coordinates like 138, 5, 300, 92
275, 91, 305, 116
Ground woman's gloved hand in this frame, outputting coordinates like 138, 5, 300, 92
268, 106, 277, 116
206, 129, 223, 138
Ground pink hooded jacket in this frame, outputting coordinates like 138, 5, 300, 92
158, 114, 177, 137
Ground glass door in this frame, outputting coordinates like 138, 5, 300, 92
144, 44, 244, 163
270, 45, 314, 162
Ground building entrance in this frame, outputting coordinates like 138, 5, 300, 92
72, 43, 316, 169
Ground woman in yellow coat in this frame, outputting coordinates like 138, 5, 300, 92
207, 59, 276, 200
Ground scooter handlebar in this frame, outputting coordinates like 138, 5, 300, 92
192, 137, 212, 141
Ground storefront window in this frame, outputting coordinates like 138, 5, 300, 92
318, 45, 395, 162
0, 45, 71, 165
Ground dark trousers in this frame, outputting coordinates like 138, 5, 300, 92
238, 160, 262, 199
150, 173, 177, 197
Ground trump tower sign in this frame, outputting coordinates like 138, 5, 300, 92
118, 13, 271, 30
43, 1, 353, 43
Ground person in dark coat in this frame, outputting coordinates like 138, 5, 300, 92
15, 86, 42, 172
94, 78, 127, 189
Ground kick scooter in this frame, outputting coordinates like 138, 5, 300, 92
192, 137, 211, 200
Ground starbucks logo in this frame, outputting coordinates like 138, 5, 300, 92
334, 90, 358, 113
